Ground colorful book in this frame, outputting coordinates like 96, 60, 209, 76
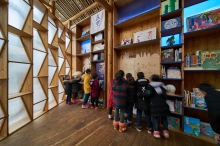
193, 88, 207, 108
200, 122, 215, 138
167, 116, 180, 130
184, 116, 200, 137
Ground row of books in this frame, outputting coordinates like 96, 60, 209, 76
166, 99, 182, 114
184, 50, 201, 68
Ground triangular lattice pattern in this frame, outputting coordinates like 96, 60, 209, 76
65, 35, 70, 49
33, 78, 47, 104
58, 57, 64, 71
33, 6, 44, 24
48, 18, 57, 44
48, 49, 56, 66
59, 92, 65, 103
33, 29, 46, 52
58, 46, 64, 58
33, 50, 46, 76
58, 79, 64, 93
48, 66, 57, 85
34, 100, 46, 115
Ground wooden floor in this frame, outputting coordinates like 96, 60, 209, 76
0, 102, 217, 146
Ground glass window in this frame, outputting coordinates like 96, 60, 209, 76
0, 105, 4, 118
0, 39, 4, 52
66, 67, 70, 75
66, 60, 70, 68
58, 28, 62, 38
33, 78, 47, 104
48, 89, 55, 104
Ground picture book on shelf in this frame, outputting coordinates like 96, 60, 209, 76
167, 116, 180, 130
193, 88, 206, 108
201, 50, 220, 70
81, 40, 91, 54
200, 122, 215, 138
184, 116, 200, 137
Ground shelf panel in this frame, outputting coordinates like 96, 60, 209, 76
48, 85, 58, 89
171, 112, 183, 116
33, 76, 48, 78
161, 43, 183, 50
76, 35, 90, 42
8, 25, 33, 37
91, 30, 104, 36
58, 38, 65, 44
167, 94, 184, 99
184, 68, 220, 72
9, 92, 33, 99
76, 52, 90, 57
34, 111, 47, 120
161, 61, 183, 65
48, 44, 58, 50
9, 116, 30, 134
92, 39, 104, 45
91, 49, 105, 54
161, 8, 183, 21
184, 106, 207, 112
184, 0, 208, 8
114, 38, 160, 50
114, 7, 160, 29
161, 78, 184, 81
33, 20, 48, 32
184, 25, 220, 38
161, 26, 183, 37
91, 59, 104, 63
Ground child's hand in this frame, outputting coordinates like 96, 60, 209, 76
215, 133, 220, 143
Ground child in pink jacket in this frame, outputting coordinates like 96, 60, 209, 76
90, 73, 102, 109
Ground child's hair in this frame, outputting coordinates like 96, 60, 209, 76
92, 73, 98, 79
126, 73, 132, 79
151, 74, 160, 81
86, 69, 91, 74
137, 72, 145, 79
64, 75, 69, 80
199, 83, 213, 92
115, 70, 124, 82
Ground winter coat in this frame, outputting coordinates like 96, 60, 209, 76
71, 77, 81, 93
108, 80, 114, 108
82, 73, 92, 94
135, 78, 150, 110
201, 86, 220, 134
127, 77, 136, 104
64, 80, 72, 95
112, 78, 128, 109
148, 82, 171, 117
90, 79, 102, 98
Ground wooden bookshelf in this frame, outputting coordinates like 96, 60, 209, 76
8, 92, 33, 100
76, 35, 90, 42
161, 8, 183, 20
161, 43, 183, 50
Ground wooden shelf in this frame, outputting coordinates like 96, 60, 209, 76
184, 69, 220, 72
92, 39, 104, 45
161, 26, 183, 37
161, 8, 183, 21
48, 44, 58, 50
161, 43, 183, 50
114, 38, 160, 50
161, 78, 184, 81
184, 24, 220, 38
91, 30, 104, 36
161, 61, 183, 64
48, 85, 58, 89
59, 74, 66, 76
8, 25, 33, 37
171, 112, 183, 116
33, 20, 48, 32
0, 0, 8, 5
91, 49, 105, 54
184, 106, 207, 112
200, 135, 216, 144
34, 111, 47, 120
167, 94, 184, 99
76, 52, 90, 57
9, 92, 33, 100
9, 116, 30, 134
58, 38, 65, 44
91, 59, 104, 63
184, 0, 208, 8
33, 75, 48, 78
76, 35, 90, 42
114, 7, 160, 29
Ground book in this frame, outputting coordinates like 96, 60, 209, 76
193, 88, 207, 108
167, 116, 180, 130
200, 122, 215, 138
166, 100, 175, 112
184, 116, 200, 137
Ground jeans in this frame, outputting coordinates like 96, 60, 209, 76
136, 109, 152, 128
114, 108, 125, 123
108, 107, 113, 115
66, 94, 71, 102
73, 92, 78, 99
125, 103, 134, 122
91, 97, 98, 106
82, 93, 90, 105
153, 117, 168, 131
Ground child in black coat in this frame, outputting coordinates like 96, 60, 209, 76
63, 75, 73, 105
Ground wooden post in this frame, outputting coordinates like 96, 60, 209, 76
51, 1, 55, 15
107, 0, 113, 108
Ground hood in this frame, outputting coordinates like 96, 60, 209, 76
150, 81, 167, 95
115, 78, 126, 85
127, 77, 135, 85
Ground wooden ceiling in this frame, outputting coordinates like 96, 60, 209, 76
44, 0, 103, 26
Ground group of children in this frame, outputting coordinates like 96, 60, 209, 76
110, 70, 171, 139
63, 69, 102, 109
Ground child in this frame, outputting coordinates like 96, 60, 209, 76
199, 83, 220, 145
108, 79, 114, 119
82, 69, 92, 109
125, 73, 136, 126
112, 70, 128, 132
63, 75, 73, 105
134, 72, 152, 133
147, 74, 170, 138
90, 73, 102, 109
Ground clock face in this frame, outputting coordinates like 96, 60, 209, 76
164, 19, 179, 29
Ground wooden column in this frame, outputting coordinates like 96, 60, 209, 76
107, 0, 113, 108
51, 1, 55, 15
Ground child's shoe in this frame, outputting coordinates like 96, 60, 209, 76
113, 121, 119, 130
68, 102, 74, 105
126, 121, 132, 127
153, 131, 161, 138
108, 114, 112, 119
146, 127, 153, 133
162, 130, 169, 138
119, 122, 127, 132
72, 99, 77, 104
75, 99, 81, 104
133, 123, 142, 132
91, 105, 95, 108
95, 106, 99, 109
82, 104, 89, 109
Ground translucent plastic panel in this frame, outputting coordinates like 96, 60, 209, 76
34, 101, 46, 114
0, 29, 3, 38
0, 106, 4, 118
66, 67, 70, 75
65, 36, 70, 49
48, 22, 57, 44
33, 50, 46, 76
58, 28, 62, 38
48, 49, 56, 66
59, 92, 64, 102
48, 17, 56, 26
33, 29, 46, 52
48, 66, 56, 84
24, 0, 29, 4
58, 57, 64, 71
9, 97, 29, 125
9, 0, 31, 30
9, 63, 30, 94
33, 6, 44, 24
33, 78, 47, 104
8, 33, 29, 63
58, 46, 64, 57
0, 39, 4, 52
66, 60, 70, 68
65, 32, 69, 38
48, 89, 55, 104
58, 79, 64, 93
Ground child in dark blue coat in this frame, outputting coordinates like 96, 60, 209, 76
63, 75, 73, 105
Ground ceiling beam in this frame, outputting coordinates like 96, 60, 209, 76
94, 0, 112, 12
39, 0, 52, 9
63, 2, 99, 25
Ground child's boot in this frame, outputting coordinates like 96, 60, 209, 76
113, 121, 119, 130
119, 122, 127, 132
162, 130, 169, 138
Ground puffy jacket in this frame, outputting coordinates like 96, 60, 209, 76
82, 74, 92, 94
71, 77, 81, 93
90, 79, 102, 98
127, 77, 136, 104
64, 80, 72, 95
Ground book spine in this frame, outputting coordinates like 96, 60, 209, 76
179, 48, 182, 61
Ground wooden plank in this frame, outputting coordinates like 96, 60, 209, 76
76, 52, 90, 57
33, 20, 48, 32
91, 59, 104, 63
114, 0, 134, 8
8, 25, 33, 37
94, 0, 112, 12
76, 35, 90, 42
91, 49, 104, 54
161, 8, 183, 21
91, 39, 104, 45
58, 38, 65, 44
9, 116, 31, 134
8, 92, 33, 100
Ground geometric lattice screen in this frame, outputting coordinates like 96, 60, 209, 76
48, 18, 57, 44
33, 78, 46, 104
0, 27, 5, 53
33, 6, 44, 24
65, 32, 70, 50
48, 89, 56, 109
66, 60, 70, 75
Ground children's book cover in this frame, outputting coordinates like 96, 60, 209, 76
193, 88, 207, 108
201, 50, 220, 70
167, 116, 180, 130
200, 122, 215, 138
133, 27, 156, 43
184, 116, 200, 137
